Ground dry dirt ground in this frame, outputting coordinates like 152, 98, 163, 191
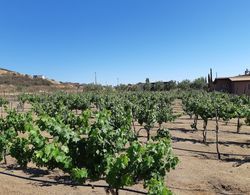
0, 100, 250, 195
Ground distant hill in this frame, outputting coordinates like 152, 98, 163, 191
0, 68, 79, 93
0, 68, 55, 86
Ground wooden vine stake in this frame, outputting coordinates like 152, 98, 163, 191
215, 108, 221, 160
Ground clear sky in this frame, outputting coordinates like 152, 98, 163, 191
0, 0, 250, 85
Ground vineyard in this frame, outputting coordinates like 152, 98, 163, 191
0, 91, 250, 194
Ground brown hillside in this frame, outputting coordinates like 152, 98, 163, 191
0, 68, 77, 93
0, 68, 52, 86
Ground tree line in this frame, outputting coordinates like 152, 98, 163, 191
115, 77, 208, 91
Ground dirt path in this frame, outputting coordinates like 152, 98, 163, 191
166, 100, 250, 194
166, 115, 250, 195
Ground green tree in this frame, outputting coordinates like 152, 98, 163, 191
144, 78, 151, 91
191, 77, 207, 90
164, 80, 177, 91
178, 79, 191, 90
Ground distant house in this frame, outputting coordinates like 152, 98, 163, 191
214, 70, 250, 95
33, 75, 46, 79
150, 82, 169, 90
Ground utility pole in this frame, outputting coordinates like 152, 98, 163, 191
117, 78, 120, 86
95, 72, 97, 85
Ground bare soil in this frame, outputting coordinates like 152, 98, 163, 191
0, 100, 250, 195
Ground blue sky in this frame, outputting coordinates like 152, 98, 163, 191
0, 0, 250, 85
